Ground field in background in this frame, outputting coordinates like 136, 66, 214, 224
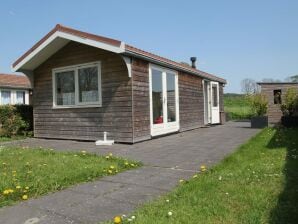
224, 93, 252, 120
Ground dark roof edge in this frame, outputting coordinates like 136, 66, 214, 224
123, 50, 227, 84
257, 82, 298, 85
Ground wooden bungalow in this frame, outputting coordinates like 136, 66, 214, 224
12, 24, 226, 143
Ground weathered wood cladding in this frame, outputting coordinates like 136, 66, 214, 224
179, 72, 205, 131
33, 41, 133, 142
260, 83, 298, 124
131, 58, 151, 142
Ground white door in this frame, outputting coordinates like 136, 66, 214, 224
150, 65, 179, 136
210, 81, 220, 124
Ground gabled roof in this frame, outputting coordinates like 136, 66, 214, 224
0, 73, 31, 89
12, 24, 226, 84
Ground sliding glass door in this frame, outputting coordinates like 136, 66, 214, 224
150, 65, 179, 136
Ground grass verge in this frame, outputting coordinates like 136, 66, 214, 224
0, 136, 27, 142
0, 147, 140, 208
108, 128, 298, 224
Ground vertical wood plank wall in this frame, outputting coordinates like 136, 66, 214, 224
131, 58, 151, 142
260, 83, 298, 124
33, 42, 133, 142
178, 72, 205, 131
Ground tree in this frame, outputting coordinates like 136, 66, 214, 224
241, 78, 259, 95
285, 75, 298, 82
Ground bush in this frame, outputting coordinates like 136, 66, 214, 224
15, 105, 33, 131
248, 93, 268, 116
280, 88, 298, 116
0, 105, 32, 137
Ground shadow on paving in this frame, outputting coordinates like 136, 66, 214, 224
267, 127, 298, 224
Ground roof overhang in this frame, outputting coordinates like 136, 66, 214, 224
12, 26, 125, 72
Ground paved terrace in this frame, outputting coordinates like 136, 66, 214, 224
0, 121, 259, 224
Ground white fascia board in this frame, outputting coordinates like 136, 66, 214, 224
12, 31, 125, 72
121, 56, 132, 78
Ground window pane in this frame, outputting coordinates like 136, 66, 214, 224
56, 71, 75, 105
166, 73, 176, 122
212, 84, 218, 107
273, 89, 282, 104
16, 91, 25, 104
1, 91, 11, 104
78, 66, 99, 103
152, 69, 163, 124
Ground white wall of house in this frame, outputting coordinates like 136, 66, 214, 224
0, 88, 30, 105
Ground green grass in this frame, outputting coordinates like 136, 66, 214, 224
107, 128, 298, 224
224, 93, 253, 120
0, 136, 26, 142
0, 147, 140, 208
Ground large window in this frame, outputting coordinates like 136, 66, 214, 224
53, 62, 101, 108
16, 91, 26, 104
1, 91, 11, 104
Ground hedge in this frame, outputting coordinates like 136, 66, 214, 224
0, 105, 33, 137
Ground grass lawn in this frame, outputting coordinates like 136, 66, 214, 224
0, 136, 27, 142
224, 93, 253, 120
109, 128, 298, 224
0, 147, 140, 208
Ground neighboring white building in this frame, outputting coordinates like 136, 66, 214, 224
0, 73, 31, 105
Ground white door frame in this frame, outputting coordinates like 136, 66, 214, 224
210, 81, 220, 124
149, 64, 179, 136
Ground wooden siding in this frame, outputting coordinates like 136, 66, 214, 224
33, 42, 133, 142
260, 83, 298, 124
179, 72, 204, 131
131, 58, 151, 142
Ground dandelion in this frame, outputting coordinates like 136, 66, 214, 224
200, 165, 207, 172
3, 190, 9, 195
130, 163, 135, 167
109, 153, 113, 157
166, 199, 170, 203
218, 176, 222, 181
167, 211, 173, 216
22, 195, 28, 200
16, 185, 21, 189
131, 216, 136, 220
179, 179, 184, 183
113, 216, 121, 224
124, 162, 129, 166
225, 192, 229, 195
110, 165, 115, 169
108, 170, 113, 174
25, 186, 29, 190
105, 156, 110, 159
193, 174, 198, 178
8, 189, 14, 193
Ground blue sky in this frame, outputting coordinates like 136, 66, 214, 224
1, 0, 297, 93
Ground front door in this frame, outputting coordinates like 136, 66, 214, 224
210, 81, 220, 124
150, 65, 179, 136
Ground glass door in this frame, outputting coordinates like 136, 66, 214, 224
150, 66, 179, 136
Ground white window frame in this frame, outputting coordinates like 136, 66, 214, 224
52, 61, 102, 109
0, 89, 29, 105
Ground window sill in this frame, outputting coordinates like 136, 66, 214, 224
52, 104, 102, 109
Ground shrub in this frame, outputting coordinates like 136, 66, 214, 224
249, 93, 268, 116
280, 88, 298, 116
15, 105, 33, 131
0, 105, 30, 137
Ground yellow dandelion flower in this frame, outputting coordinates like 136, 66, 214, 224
179, 179, 184, 183
193, 174, 198, 178
113, 216, 121, 224
8, 189, 14, 193
108, 169, 113, 174
110, 165, 115, 169
124, 162, 129, 166
25, 186, 29, 190
22, 195, 28, 200
130, 163, 135, 167
105, 156, 110, 159
109, 153, 113, 157
81, 150, 87, 154
16, 186, 21, 189
3, 190, 9, 195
